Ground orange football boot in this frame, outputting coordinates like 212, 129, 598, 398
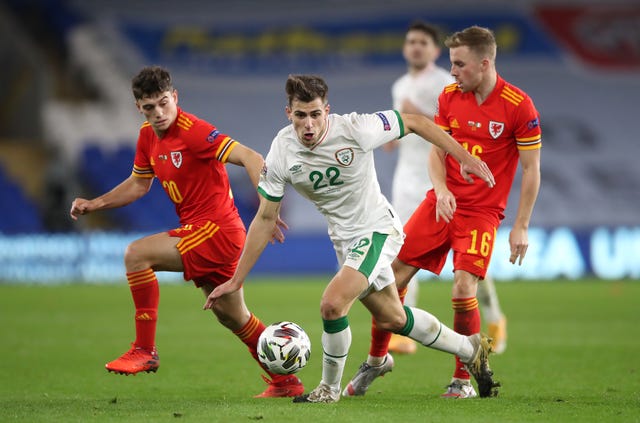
254, 374, 304, 398
105, 343, 159, 375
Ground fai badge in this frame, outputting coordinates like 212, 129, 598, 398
335, 148, 354, 166
489, 121, 505, 139
171, 151, 183, 168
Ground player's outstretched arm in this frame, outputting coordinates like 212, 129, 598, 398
400, 113, 495, 188
203, 196, 281, 309
226, 143, 288, 243
226, 143, 264, 189
69, 175, 152, 220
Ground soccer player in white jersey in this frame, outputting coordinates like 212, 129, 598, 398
204, 74, 499, 403
385, 21, 508, 356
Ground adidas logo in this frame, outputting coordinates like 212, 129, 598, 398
473, 259, 485, 269
136, 312, 153, 321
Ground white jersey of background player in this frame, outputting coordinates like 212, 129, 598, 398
390, 52, 453, 226
386, 21, 507, 355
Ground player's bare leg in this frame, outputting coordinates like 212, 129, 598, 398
294, 267, 366, 403
388, 274, 418, 355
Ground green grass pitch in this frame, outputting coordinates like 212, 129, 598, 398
1, 277, 639, 422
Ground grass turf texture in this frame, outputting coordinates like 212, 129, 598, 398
1, 278, 638, 422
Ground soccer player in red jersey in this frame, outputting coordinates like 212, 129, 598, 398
345, 26, 541, 398
69, 66, 303, 398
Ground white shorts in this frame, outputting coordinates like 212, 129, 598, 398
333, 228, 404, 300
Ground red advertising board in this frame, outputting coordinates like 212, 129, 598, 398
536, 5, 640, 69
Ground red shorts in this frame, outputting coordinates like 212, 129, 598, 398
397, 193, 500, 279
168, 221, 245, 287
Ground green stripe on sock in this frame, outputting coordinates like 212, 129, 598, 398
322, 350, 348, 359
399, 306, 414, 336
425, 322, 442, 347
323, 316, 349, 334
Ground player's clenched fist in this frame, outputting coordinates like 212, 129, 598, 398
70, 198, 92, 220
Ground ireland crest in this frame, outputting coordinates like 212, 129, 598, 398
335, 148, 354, 166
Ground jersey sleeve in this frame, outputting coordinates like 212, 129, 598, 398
348, 110, 405, 152
513, 96, 542, 151
132, 124, 155, 179
180, 115, 239, 163
434, 86, 453, 133
257, 136, 288, 202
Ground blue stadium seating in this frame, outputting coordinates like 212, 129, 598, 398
0, 166, 44, 234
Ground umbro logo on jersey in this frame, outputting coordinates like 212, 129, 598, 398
335, 148, 354, 166
489, 121, 505, 139
171, 151, 183, 168
289, 164, 302, 175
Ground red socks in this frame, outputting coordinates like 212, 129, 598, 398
452, 297, 480, 379
127, 268, 159, 350
234, 313, 278, 375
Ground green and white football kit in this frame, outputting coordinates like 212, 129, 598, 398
258, 110, 405, 295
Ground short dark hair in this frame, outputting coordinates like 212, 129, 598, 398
131, 66, 174, 100
407, 20, 441, 45
444, 26, 497, 61
285, 74, 328, 106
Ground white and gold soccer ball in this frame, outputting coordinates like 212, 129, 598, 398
257, 321, 311, 375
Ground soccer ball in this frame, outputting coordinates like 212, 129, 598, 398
257, 321, 311, 375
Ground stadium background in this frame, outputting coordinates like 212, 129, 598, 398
1, 0, 639, 283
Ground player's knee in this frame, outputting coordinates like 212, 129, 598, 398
124, 240, 150, 270
319, 297, 346, 321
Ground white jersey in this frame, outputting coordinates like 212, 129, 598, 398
259, 110, 404, 243
391, 64, 454, 222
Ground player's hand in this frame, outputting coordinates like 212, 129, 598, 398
270, 216, 289, 244
508, 227, 529, 265
69, 198, 92, 220
435, 190, 456, 223
203, 279, 242, 309
460, 157, 495, 188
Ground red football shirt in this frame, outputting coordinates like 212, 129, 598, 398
132, 108, 244, 230
434, 75, 541, 217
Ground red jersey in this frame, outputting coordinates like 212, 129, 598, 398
434, 75, 541, 217
132, 108, 244, 230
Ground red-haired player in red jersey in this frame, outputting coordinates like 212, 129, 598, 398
70, 66, 303, 398
344, 26, 541, 399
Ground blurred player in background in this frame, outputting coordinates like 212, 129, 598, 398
204, 74, 499, 403
69, 65, 303, 398
347, 25, 541, 399
384, 21, 507, 356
